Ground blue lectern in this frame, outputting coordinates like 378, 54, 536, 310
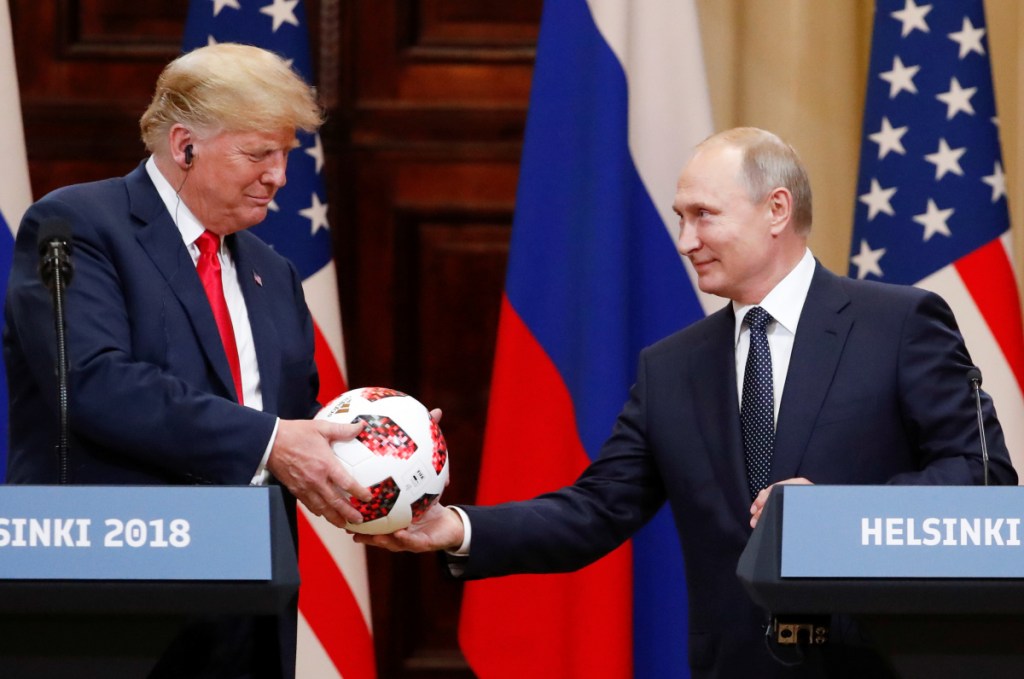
737, 484, 1024, 677
0, 485, 298, 677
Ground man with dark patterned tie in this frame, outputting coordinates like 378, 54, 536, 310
362, 127, 1017, 677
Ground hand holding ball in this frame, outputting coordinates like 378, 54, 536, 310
317, 387, 449, 534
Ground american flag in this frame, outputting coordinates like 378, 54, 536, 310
850, 0, 1024, 471
183, 2, 377, 677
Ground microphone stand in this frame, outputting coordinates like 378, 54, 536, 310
968, 369, 989, 486
43, 241, 71, 485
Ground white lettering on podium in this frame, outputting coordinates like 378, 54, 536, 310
0, 517, 92, 547
861, 517, 882, 545
861, 517, 1024, 547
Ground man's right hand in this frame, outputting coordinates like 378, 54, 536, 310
352, 503, 465, 553
267, 418, 372, 529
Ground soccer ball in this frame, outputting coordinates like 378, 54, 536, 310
316, 387, 449, 535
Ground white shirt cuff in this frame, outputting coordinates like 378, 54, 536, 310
448, 505, 472, 555
249, 418, 279, 486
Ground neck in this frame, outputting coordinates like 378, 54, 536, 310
153, 154, 188, 194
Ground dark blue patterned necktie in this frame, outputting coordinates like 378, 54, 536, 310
741, 306, 775, 499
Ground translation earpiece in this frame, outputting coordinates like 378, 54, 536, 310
184, 144, 194, 167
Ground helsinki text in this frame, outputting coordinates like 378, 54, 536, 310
0, 517, 191, 548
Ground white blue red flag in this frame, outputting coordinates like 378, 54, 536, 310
0, 0, 33, 482
851, 0, 1024, 470
183, 3, 376, 677
458, 0, 713, 676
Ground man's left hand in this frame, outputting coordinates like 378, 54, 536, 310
749, 477, 812, 529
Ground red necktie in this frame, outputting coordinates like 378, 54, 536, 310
195, 231, 244, 404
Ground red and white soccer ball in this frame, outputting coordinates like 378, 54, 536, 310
316, 387, 449, 535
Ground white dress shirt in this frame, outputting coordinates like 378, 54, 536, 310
732, 248, 816, 424
145, 157, 276, 484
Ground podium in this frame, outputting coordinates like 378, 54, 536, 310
737, 485, 1024, 677
0, 485, 298, 677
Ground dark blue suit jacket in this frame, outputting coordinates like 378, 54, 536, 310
4, 162, 320, 677
460, 263, 1016, 678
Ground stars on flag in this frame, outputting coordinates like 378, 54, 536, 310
923, 138, 965, 180
868, 117, 908, 159
912, 199, 954, 241
948, 17, 986, 59
260, 0, 301, 32
211, 0, 241, 17
849, 1, 1007, 286
851, 240, 886, 280
890, 0, 931, 37
859, 179, 897, 221
203, 0, 300, 35
879, 56, 919, 98
935, 77, 977, 119
982, 161, 1007, 203
299, 193, 329, 235
305, 134, 325, 174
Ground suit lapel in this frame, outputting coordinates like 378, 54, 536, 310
231, 234, 281, 414
127, 165, 239, 400
770, 264, 853, 482
689, 305, 751, 517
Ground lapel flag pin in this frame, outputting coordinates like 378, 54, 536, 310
253, 270, 263, 287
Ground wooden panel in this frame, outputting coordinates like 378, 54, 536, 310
12, 2, 181, 198
415, 0, 541, 49
338, 1, 535, 669
363, 214, 509, 679
60, 0, 184, 57
352, 0, 537, 103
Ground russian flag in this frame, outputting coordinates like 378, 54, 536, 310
0, 0, 33, 482
458, 0, 715, 676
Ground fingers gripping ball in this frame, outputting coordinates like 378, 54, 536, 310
316, 387, 450, 534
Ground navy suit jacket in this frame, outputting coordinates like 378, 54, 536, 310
459, 263, 1016, 678
4, 162, 320, 677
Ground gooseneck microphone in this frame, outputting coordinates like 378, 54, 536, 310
37, 217, 74, 484
967, 367, 989, 486
38, 218, 74, 289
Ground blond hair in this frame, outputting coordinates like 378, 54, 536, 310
698, 127, 813, 235
140, 43, 323, 153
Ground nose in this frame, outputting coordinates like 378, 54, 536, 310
263, 152, 288, 188
677, 218, 700, 256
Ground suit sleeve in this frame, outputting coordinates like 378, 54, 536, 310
888, 290, 1016, 486
460, 349, 667, 579
6, 197, 284, 484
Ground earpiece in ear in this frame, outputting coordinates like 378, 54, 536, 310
184, 144, 194, 167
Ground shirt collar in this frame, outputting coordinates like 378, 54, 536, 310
733, 248, 816, 346
145, 155, 210, 251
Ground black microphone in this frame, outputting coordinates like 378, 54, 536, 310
967, 367, 989, 486
37, 217, 74, 289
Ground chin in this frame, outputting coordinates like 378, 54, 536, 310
240, 209, 270, 229
696, 278, 723, 297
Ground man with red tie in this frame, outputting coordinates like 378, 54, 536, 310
4, 43, 366, 678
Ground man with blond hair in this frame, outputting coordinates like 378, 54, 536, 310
5, 43, 368, 678
359, 128, 1016, 677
